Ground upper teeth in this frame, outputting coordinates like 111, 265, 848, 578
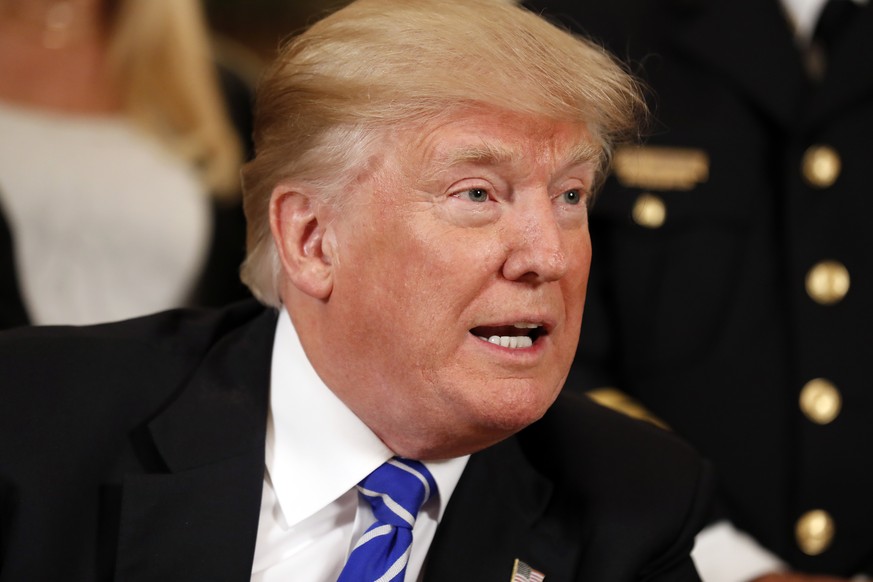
513, 323, 540, 329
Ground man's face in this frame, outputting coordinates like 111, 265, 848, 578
317, 107, 596, 458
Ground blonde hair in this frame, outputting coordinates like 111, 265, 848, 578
241, 0, 645, 306
109, 0, 244, 196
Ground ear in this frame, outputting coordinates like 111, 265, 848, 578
269, 183, 336, 300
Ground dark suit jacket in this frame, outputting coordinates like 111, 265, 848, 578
525, 0, 873, 574
0, 301, 711, 581
0, 203, 27, 329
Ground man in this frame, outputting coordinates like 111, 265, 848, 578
524, 0, 873, 579
0, 1, 711, 580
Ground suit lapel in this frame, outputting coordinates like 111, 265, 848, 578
424, 435, 584, 581
114, 308, 277, 582
670, 0, 808, 129
806, 2, 873, 126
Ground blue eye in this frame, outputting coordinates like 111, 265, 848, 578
461, 188, 489, 203
562, 189, 582, 205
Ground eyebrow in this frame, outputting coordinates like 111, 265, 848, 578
437, 142, 519, 168
437, 139, 602, 170
562, 141, 603, 169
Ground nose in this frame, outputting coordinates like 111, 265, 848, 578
500, 193, 570, 283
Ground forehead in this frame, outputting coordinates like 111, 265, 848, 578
396, 108, 600, 176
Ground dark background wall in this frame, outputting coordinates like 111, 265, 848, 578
205, 0, 353, 62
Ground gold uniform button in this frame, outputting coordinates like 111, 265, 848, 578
799, 378, 842, 425
632, 193, 666, 228
805, 260, 850, 305
796, 509, 835, 556
802, 145, 841, 188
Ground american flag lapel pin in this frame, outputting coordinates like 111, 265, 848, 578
510, 558, 545, 582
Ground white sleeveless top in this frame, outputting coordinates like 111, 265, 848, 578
0, 101, 211, 326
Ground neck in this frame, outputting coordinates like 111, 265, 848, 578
0, 0, 121, 113
0, 0, 107, 49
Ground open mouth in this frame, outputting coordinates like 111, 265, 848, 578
470, 323, 546, 349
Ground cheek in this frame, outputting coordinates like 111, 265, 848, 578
561, 234, 592, 332
333, 216, 472, 344
570, 244, 592, 308
379, 219, 499, 299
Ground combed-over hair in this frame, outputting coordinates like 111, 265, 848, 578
241, 0, 645, 306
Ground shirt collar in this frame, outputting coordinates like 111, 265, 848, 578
266, 308, 468, 528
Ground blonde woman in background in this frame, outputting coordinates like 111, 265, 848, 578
0, 0, 254, 329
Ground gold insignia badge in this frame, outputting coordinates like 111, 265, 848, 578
612, 146, 709, 191
587, 388, 670, 430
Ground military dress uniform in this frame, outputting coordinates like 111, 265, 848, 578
525, 0, 873, 575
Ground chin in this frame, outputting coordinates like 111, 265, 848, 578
475, 382, 559, 433
398, 400, 553, 460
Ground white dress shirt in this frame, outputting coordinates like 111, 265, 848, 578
780, 0, 868, 43
781, 0, 832, 41
251, 309, 469, 581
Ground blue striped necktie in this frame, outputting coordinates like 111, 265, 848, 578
337, 458, 438, 582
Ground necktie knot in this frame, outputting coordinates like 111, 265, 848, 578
337, 458, 437, 582
357, 458, 437, 529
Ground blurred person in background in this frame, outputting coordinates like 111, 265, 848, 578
0, 0, 254, 329
524, 0, 873, 580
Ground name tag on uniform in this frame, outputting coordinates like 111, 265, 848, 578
612, 146, 709, 191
